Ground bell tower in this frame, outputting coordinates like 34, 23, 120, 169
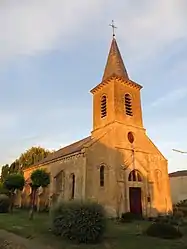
90, 37, 144, 135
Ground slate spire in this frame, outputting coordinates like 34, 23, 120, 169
102, 37, 129, 81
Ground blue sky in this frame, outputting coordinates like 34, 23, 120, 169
0, 0, 187, 173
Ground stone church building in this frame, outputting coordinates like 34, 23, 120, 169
20, 37, 172, 217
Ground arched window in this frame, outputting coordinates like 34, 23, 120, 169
101, 95, 107, 118
128, 170, 142, 182
55, 170, 65, 195
125, 94, 133, 116
100, 165, 105, 187
70, 173, 75, 199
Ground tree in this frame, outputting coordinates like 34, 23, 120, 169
0, 147, 53, 181
19, 147, 52, 170
3, 173, 25, 212
0, 182, 9, 195
9, 160, 20, 174
29, 169, 50, 220
1, 164, 10, 183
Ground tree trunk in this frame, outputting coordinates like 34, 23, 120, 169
9, 191, 15, 213
29, 188, 37, 220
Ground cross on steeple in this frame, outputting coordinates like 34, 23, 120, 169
109, 20, 117, 37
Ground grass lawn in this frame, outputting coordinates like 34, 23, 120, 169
0, 210, 187, 249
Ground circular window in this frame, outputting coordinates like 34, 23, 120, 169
127, 132, 134, 143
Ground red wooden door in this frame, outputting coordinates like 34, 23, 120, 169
129, 187, 142, 214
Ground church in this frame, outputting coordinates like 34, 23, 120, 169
20, 35, 172, 217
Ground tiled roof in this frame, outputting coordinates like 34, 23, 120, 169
169, 170, 187, 178
32, 136, 91, 167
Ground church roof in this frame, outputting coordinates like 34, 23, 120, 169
102, 37, 129, 81
32, 136, 91, 167
169, 170, 187, 178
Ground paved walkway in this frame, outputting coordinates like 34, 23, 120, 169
0, 230, 52, 249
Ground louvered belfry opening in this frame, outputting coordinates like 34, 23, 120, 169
101, 95, 107, 118
125, 94, 133, 116
100, 165, 105, 187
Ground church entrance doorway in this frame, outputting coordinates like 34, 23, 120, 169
129, 187, 142, 214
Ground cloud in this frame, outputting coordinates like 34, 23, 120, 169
117, 0, 187, 61
0, 0, 186, 65
150, 88, 187, 107
0, 0, 106, 63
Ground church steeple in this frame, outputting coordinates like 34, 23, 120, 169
91, 35, 143, 135
102, 37, 129, 81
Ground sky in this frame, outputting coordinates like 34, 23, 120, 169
0, 0, 187, 173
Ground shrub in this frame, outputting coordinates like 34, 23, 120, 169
154, 214, 183, 226
0, 194, 10, 213
175, 200, 187, 217
154, 214, 170, 224
120, 212, 143, 223
146, 222, 183, 239
51, 200, 106, 244
173, 210, 184, 219
0, 182, 9, 196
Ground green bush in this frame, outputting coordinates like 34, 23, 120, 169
174, 200, 187, 217
120, 212, 143, 223
51, 200, 106, 244
0, 183, 9, 196
146, 222, 182, 239
173, 209, 184, 219
0, 194, 10, 213
154, 214, 183, 226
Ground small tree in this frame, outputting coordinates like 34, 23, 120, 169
1, 164, 10, 182
29, 169, 50, 220
0, 182, 9, 195
3, 173, 25, 212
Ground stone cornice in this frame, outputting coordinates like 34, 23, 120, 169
23, 151, 85, 172
90, 75, 142, 94
59, 152, 85, 164
115, 121, 146, 131
91, 120, 145, 134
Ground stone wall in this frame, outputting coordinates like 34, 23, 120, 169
170, 176, 187, 204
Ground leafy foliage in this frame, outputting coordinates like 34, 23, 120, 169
0, 164, 10, 182
19, 147, 52, 169
0, 182, 9, 195
29, 169, 50, 219
120, 212, 143, 223
146, 222, 182, 239
154, 213, 183, 226
30, 169, 50, 188
3, 173, 25, 192
0, 147, 53, 181
9, 160, 20, 174
51, 200, 106, 244
174, 200, 187, 217
0, 194, 10, 213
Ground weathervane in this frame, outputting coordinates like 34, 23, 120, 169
109, 20, 117, 37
